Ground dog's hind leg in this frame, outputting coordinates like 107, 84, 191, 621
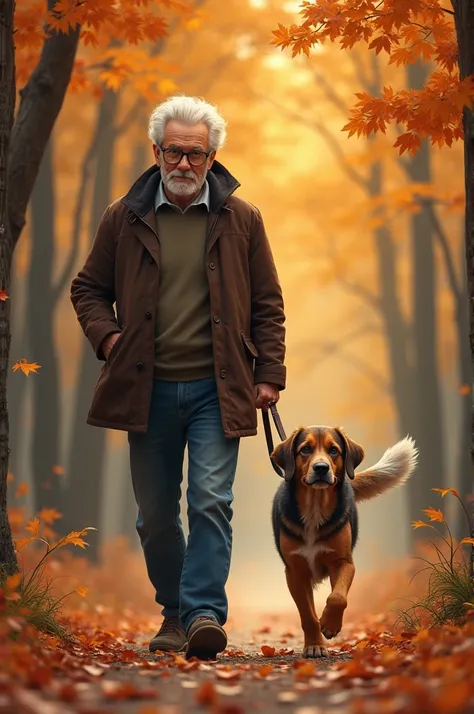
284, 555, 328, 659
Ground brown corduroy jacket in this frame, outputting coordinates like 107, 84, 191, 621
70, 161, 286, 438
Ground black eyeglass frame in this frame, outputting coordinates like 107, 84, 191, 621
158, 145, 212, 167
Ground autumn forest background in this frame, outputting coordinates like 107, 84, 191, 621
8, 0, 471, 623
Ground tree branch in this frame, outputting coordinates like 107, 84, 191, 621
310, 66, 352, 115
115, 97, 143, 136
423, 199, 462, 304
9, 1, 80, 247
326, 237, 382, 313
255, 92, 369, 191
350, 49, 372, 94
295, 320, 378, 355
52, 132, 99, 305
298, 322, 388, 393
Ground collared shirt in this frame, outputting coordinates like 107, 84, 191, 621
154, 179, 210, 214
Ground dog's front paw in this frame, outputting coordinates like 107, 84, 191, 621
320, 605, 344, 639
303, 644, 329, 658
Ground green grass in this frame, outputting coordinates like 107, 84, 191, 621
0, 562, 71, 639
395, 559, 473, 630
394, 487, 474, 630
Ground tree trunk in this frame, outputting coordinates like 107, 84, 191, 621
64, 89, 119, 560
406, 60, 445, 528
8, 2, 80, 247
455, 238, 472, 541
7, 276, 28, 483
368, 161, 416, 439
0, 0, 18, 574
28, 138, 62, 515
452, 0, 474, 575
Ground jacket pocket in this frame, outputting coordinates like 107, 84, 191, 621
240, 332, 258, 359
106, 331, 123, 365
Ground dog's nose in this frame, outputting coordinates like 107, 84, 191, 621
312, 462, 330, 476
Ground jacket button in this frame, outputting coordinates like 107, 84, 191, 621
220, 369, 226, 378
145, 311, 152, 320
148, 256, 154, 264
209, 262, 216, 270
213, 315, 221, 323
136, 362, 144, 371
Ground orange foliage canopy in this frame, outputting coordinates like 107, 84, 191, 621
272, 0, 474, 154
15, 0, 196, 97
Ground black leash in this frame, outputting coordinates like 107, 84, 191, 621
262, 403, 287, 476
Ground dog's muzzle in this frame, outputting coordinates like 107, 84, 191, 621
305, 462, 334, 486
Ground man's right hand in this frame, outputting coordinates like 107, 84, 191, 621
102, 332, 121, 360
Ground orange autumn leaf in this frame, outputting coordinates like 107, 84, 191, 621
0, 290, 8, 301
5, 573, 22, 591
75, 586, 89, 598
433, 679, 472, 712
195, 680, 217, 706
15, 536, 36, 551
432, 488, 461, 498
58, 527, 97, 549
261, 645, 276, 657
215, 668, 241, 681
257, 664, 273, 677
38, 507, 63, 525
12, 359, 41, 376
422, 507, 445, 522
412, 520, 431, 529
25, 517, 40, 536
272, 1, 472, 153
51, 464, 65, 476
16, 0, 195, 101
7, 471, 14, 484
294, 662, 316, 679
15, 481, 29, 497
458, 384, 471, 395
460, 537, 474, 546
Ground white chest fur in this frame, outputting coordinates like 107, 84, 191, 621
291, 492, 334, 582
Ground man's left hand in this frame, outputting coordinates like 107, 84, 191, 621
255, 382, 280, 411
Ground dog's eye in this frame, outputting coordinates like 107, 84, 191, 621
300, 445, 312, 455
328, 446, 339, 456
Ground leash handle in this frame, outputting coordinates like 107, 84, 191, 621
262, 403, 287, 476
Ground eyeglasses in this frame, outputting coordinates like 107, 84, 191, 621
159, 145, 211, 167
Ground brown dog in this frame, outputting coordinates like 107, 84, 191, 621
271, 426, 417, 658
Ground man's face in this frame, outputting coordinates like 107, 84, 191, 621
153, 120, 216, 197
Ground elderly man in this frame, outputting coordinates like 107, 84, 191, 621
70, 95, 286, 660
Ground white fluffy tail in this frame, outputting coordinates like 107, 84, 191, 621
352, 436, 418, 503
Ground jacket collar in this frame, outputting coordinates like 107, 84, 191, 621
121, 161, 241, 218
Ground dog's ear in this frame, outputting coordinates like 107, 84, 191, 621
271, 428, 304, 482
334, 428, 365, 480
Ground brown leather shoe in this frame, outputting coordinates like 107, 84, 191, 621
185, 616, 227, 660
149, 616, 187, 653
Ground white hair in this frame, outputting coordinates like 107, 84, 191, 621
148, 95, 227, 151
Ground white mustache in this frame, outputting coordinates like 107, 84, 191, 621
169, 170, 196, 180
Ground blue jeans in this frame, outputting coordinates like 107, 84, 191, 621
128, 378, 240, 632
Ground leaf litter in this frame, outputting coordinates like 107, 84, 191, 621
2, 507, 474, 713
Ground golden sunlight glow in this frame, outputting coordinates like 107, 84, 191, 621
261, 53, 290, 70
235, 34, 256, 61
283, 0, 304, 13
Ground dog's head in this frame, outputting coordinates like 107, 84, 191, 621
271, 426, 365, 488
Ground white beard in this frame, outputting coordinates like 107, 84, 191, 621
162, 169, 205, 196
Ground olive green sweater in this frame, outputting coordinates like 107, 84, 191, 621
153, 204, 214, 380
